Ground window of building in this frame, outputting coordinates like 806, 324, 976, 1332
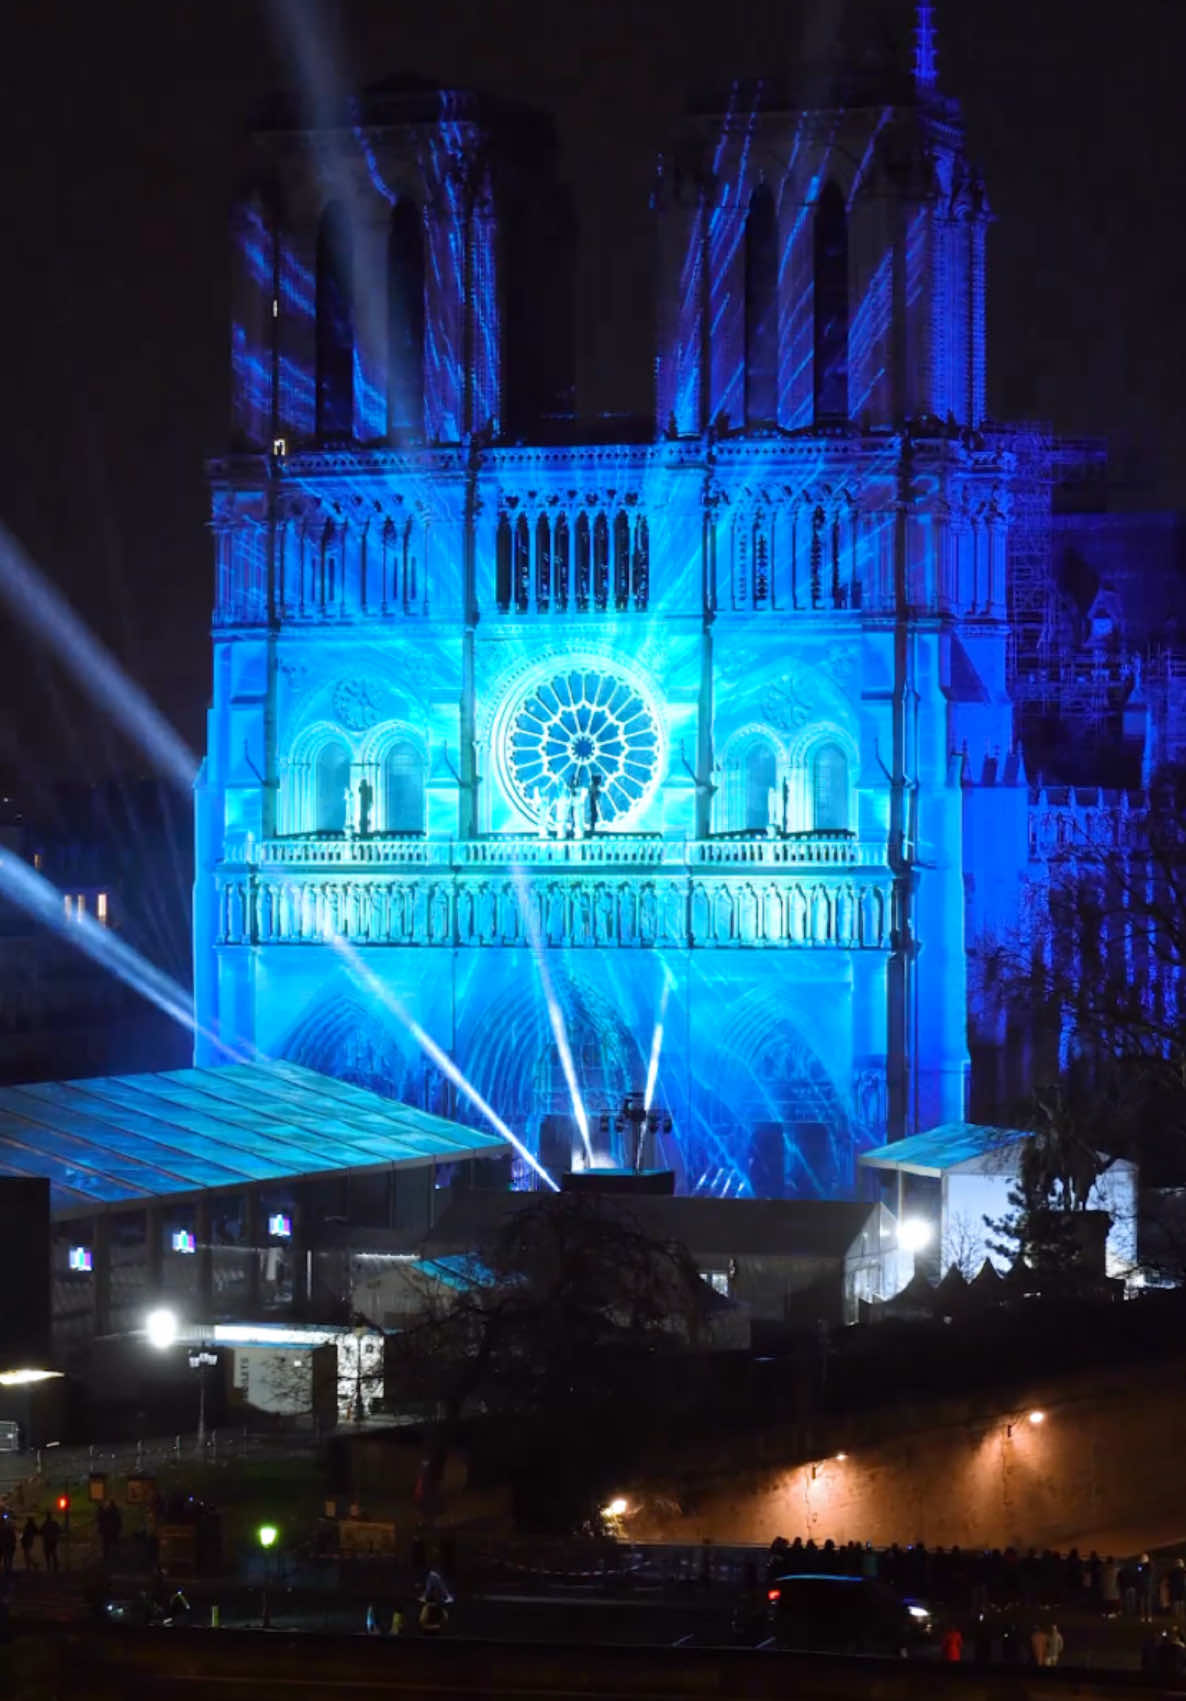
496, 516, 512, 611
383, 741, 425, 833
316, 741, 352, 833
813, 181, 849, 421
745, 744, 777, 830
745, 184, 778, 425
811, 743, 850, 831
387, 199, 424, 441
316, 202, 354, 440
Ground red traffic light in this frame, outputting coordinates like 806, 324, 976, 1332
56, 1494, 69, 1513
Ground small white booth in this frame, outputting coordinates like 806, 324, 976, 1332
859, 1123, 1137, 1279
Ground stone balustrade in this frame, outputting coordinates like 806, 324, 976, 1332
250, 830, 871, 871
214, 863, 891, 952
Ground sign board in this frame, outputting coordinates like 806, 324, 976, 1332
338, 1519, 396, 1555
88, 1473, 108, 1502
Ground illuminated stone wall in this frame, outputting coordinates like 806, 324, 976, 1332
196, 68, 1030, 1196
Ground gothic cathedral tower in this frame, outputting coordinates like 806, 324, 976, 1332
196, 12, 1022, 1196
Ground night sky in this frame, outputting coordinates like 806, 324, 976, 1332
0, 0, 1183, 790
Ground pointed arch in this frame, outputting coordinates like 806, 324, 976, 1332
514, 513, 531, 612
496, 515, 512, 611
315, 739, 352, 833
575, 513, 591, 609
554, 513, 570, 609
745, 184, 778, 425
813, 181, 849, 421
381, 739, 426, 833
811, 741, 850, 831
535, 514, 552, 608
613, 511, 631, 610
593, 513, 610, 610
387, 198, 424, 440
316, 201, 354, 439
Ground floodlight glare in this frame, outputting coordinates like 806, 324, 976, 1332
1028, 1409, 1046, 1426
603, 1497, 628, 1518
145, 1308, 179, 1351
898, 1217, 934, 1254
257, 1524, 279, 1549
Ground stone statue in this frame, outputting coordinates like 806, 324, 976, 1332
767, 786, 782, 837
357, 776, 373, 838
573, 786, 589, 840
588, 772, 603, 835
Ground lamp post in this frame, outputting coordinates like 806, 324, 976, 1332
188, 1349, 219, 1447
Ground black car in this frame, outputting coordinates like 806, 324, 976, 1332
766, 1572, 935, 1656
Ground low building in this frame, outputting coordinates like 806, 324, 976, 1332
859, 1123, 1138, 1279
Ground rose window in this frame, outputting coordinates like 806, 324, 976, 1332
504, 668, 662, 825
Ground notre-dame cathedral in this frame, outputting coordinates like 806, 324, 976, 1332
195, 2, 1186, 1195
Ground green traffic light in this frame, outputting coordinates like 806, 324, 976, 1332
257, 1524, 278, 1549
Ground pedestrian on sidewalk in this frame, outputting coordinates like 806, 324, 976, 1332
19, 1517, 37, 1570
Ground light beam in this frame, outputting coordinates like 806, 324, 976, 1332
329, 933, 559, 1190
510, 865, 593, 1165
0, 521, 198, 791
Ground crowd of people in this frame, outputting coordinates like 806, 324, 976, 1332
764, 1535, 1186, 1620
0, 1509, 63, 1573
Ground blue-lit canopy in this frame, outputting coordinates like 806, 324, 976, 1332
859, 1123, 1032, 1179
0, 1061, 507, 1217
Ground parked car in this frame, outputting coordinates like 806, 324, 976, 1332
766, 1572, 935, 1656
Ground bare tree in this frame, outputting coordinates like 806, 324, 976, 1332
387, 1192, 713, 1524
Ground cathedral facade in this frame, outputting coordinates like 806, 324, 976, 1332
196, 19, 1037, 1196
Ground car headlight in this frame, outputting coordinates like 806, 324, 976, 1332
907, 1604, 930, 1620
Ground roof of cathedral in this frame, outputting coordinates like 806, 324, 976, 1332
0, 1061, 506, 1218
859, 1122, 1034, 1177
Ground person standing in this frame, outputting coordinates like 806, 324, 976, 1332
1046, 1623, 1065, 1667
19, 1517, 37, 1570
1138, 1554, 1156, 1624
1030, 1625, 1050, 1667
1101, 1556, 1121, 1616
941, 1625, 963, 1663
40, 1510, 60, 1574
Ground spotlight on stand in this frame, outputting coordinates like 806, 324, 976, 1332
145, 1308, 179, 1351
898, 1216, 934, 1255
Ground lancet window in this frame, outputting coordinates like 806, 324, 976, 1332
492, 506, 650, 616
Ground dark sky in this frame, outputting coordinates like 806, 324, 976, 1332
1, 0, 1184, 789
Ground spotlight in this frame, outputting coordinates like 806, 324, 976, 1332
602, 1497, 628, 1518
145, 1308, 179, 1351
1028, 1409, 1046, 1426
257, 1524, 279, 1549
898, 1216, 933, 1254
834, 1452, 848, 1462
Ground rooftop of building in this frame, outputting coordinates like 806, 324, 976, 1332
0, 1061, 507, 1218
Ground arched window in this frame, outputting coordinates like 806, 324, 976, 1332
535, 515, 551, 608
593, 513, 610, 610
554, 514, 570, 610
316, 202, 354, 440
514, 514, 530, 612
387, 199, 424, 441
632, 517, 649, 610
316, 740, 352, 833
383, 741, 425, 833
575, 513, 591, 609
496, 516, 512, 611
812, 743, 849, 831
745, 743, 777, 831
745, 185, 778, 425
613, 512, 631, 610
813, 181, 849, 421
